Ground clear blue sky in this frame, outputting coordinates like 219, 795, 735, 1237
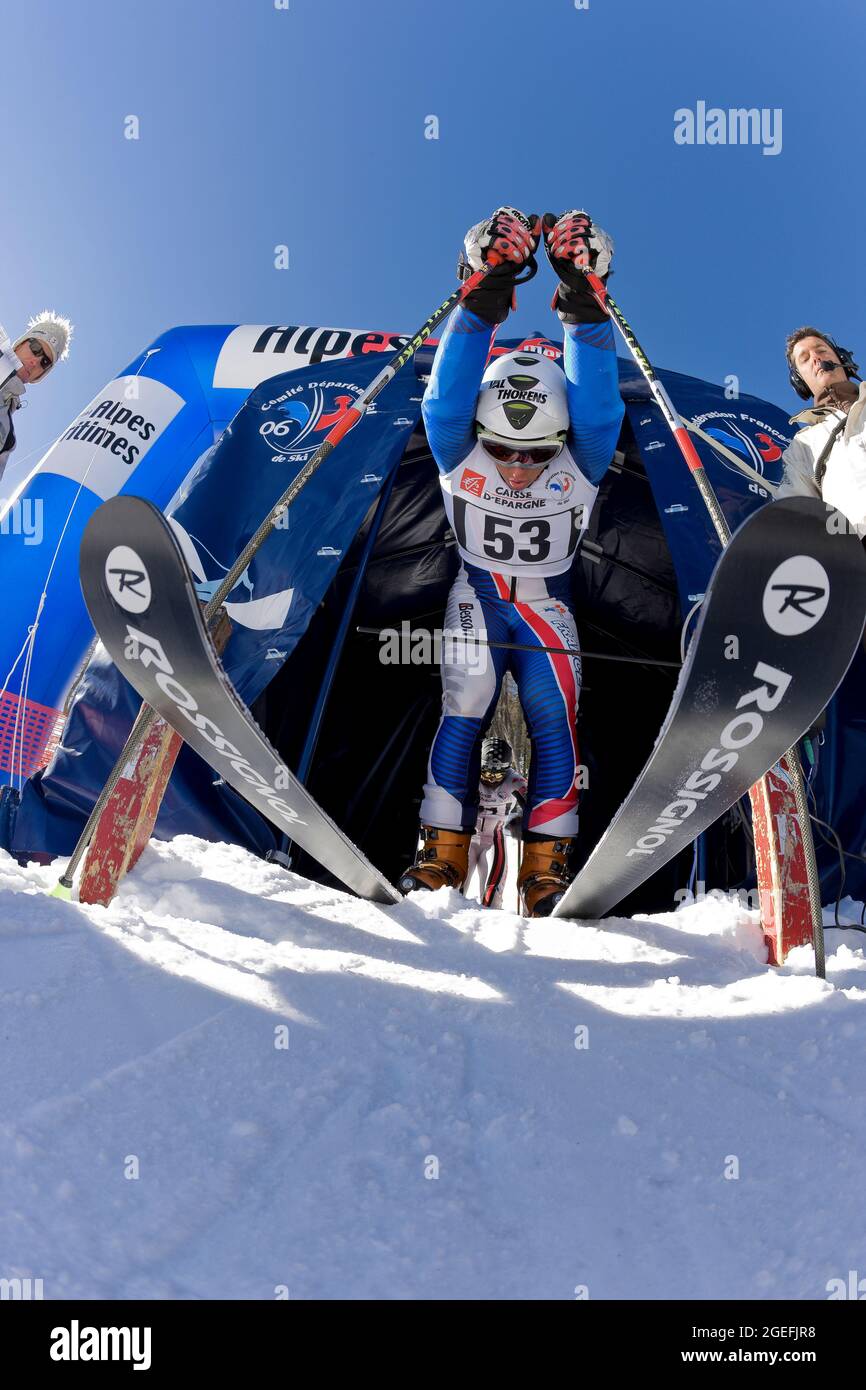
3, 0, 862, 485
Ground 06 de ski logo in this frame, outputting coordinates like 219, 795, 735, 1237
105, 546, 152, 614
762, 556, 829, 636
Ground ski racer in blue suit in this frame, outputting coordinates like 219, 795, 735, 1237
398, 208, 625, 916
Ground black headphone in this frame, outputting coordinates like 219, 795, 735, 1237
788, 332, 860, 401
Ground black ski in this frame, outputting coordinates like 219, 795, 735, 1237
554, 496, 866, 920
79, 495, 401, 905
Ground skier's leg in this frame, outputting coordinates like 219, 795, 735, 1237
515, 595, 582, 838
400, 570, 508, 893
421, 573, 509, 827
511, 588, 582, 914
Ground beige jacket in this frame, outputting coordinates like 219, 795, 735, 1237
776, 381, 866, 538
0, 375, 24, 484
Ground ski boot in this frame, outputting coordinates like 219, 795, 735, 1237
518, 836, 575, 917
398, 825, 472, 894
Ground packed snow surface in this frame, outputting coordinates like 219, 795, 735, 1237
2, 836, 865, 1301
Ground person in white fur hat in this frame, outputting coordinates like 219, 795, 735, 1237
0, 310, 73, 481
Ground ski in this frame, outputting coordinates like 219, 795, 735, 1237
78, 606, 233, 907
78, 711, 183, 907
79, 495, 402, 906
554, 497, 866, 921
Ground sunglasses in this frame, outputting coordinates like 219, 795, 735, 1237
27, 339, 52, 371
480, 769, 507, 784
481, 438, 563, 468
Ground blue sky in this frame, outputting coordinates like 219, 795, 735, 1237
3, 0, 862, 483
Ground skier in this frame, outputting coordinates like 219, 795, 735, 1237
777, 326, 865, 537
466, 737, 527, 910
0, 311, 73, 483
398, 207, 625, 915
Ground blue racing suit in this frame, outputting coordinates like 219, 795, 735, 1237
420, 306, 623, 839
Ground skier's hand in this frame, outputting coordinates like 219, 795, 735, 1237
543, 210, 614, 282
542, 210, 614, 324
457, 207, 541, 325
460, 207, 540, 275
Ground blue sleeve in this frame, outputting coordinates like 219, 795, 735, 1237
563, 320, 624, 485
421, 304, 495, 474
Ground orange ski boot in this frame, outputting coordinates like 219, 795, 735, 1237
398, 825, 472, 894
518, 837, 575, 917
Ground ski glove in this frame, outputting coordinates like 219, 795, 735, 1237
457, 207, 541, 325
543, 210, 615, 324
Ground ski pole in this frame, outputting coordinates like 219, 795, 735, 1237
355, 625, 681, 668
581, 270, 733, 545
580, 268, 825, 975
53, 253, 521, 899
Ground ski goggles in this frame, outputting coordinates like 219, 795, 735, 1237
480, 768, 507, 785
480, 436, 564, 468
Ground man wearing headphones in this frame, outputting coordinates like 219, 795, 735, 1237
777, 327, 864, 537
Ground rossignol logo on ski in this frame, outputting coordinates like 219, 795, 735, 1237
120, 623, 304, 828
762, 556, 830, 636
626, 661, 792, 859
105, 546, 152, 614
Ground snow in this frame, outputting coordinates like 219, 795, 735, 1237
2, 836, 866, 1301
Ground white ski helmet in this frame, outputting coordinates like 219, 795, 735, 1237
475, 351, 568, 447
